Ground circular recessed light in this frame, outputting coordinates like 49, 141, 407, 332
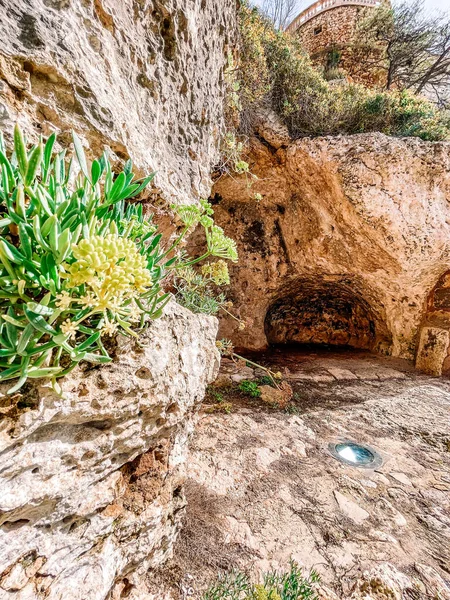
328, 441, 383, 468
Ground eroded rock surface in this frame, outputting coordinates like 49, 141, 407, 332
0, 303, 219, 600
0, 0, 236, 204
148, 351, 450, 599
210, 129, 450, 361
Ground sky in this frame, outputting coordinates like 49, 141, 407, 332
252, 0, 449, 18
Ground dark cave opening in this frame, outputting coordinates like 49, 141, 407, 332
264, 279, 385, 352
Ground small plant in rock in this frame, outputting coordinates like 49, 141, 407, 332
207, 387, 226, 404
205, 401, 233, 414
285, 403, 299, 415
174, 261, 230, 316
239, 380, 261, 398
216, 338, 282, 389
205, 385, 235, 413
204, 571, 252, 600
260, 562, 320, 600
0, 126, 238, 393
203, 561, 320, 600
258, 375, 275, 387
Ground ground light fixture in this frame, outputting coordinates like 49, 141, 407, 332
328, 440, 383, 468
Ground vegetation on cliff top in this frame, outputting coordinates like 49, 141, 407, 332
236, 2, 450, 141
0, 126, 237, 392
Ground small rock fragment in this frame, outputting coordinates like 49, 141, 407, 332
334, 491, 370, 524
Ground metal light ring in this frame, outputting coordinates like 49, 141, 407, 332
328, 440, 383, 469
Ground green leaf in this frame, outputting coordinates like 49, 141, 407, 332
41, 214, 58, 238
35, 185, 54, 217
0, 364, 22, 382
127, 174, 155, 198
76, 331, 101, 351
43, 132, 56, 180
78, 352, 112, 364
91, 159, 102, 186
0, 241, 18, 279
25, 142, 43, 186
24, 307, 58, 335
0, 217, 12, 229
15, 185, 27, 219
123, 158, 133, 174
0, 238, 26, 265
14, 124, 28, 177
0, 151, 15, 190
2, 314, 26, 328
26, 302, 54, 317
27, 366, 63, 378
25, 340, 58, 357
7, 356, 31, 394
17, 324, 36, 355
49, 217, 60, 254
33, 215, 52, 252
107, 171, 126, 203
56, 227, 72, 263
119, 183, 140, 200
72, 131, 89, 179
5, 311, 18, 347
0, 348, 16, 358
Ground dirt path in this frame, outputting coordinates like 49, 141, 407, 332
146, 352, 450, 600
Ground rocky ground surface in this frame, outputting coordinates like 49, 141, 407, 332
146, 348, 450, 600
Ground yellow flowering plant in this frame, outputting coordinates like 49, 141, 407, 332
203, 560, 320, 600
174, 261, 231, 316
0, 126, 237, 393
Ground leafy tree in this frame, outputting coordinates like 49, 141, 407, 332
353, 0, 450, 105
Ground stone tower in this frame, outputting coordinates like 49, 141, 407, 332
286, 0, 382, 83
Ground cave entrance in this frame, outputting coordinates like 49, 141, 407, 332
264, 278, 385, 353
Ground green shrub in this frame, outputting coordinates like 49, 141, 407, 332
203, 561, 320, 600
237, 3, 450, 141
0, 126, 237, 393
258, 375, 275, 387
238, 379, 261, 398
174, 260, 230, 315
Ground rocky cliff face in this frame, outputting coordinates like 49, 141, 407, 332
0, 303, 219, 600
212, 121, 450, 361
0, 1, 233, 597
0, 0, 236, 204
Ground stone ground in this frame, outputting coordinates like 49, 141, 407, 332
146, 348, 450, 600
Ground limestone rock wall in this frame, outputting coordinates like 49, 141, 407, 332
0, 302, 219, 600
211, 127, 450, 360
0, 0, 236, 205
0, 1, 233, 595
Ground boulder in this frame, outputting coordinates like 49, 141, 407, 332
0, 302, 219, 600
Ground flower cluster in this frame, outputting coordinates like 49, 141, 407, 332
172, 198, 214, 229
201, 260, 230, 286
206, 225, 238, 262
63, 234, 152, 312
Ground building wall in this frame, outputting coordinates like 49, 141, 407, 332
293, 4, 385, 87
296, 5, 364, 58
